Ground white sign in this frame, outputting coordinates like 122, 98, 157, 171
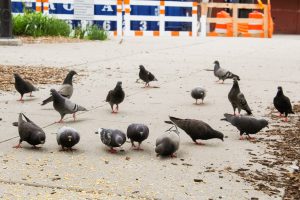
74, 0, 94, 21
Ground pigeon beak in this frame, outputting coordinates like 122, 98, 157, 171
266, 125, 269, 129
41, 140, 45, 144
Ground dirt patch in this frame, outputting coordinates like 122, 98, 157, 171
232, 104, 300, 199
0, 65, 85, 91
18, 36, 87, 44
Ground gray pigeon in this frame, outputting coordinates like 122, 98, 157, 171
56, 126, 80, 151
273, 86, 295, 122
127, 123, 149, 150
96, 128, 126, 153
228, 78, 252, 115
139, 65, 158, 87
106, 81, 125, 113
155, 126, 180, 157
50, 89, 87, 123
14, 73, 38, 102
165, 116, 224, 145
213, 61, 240, 83
13, 113, 46, 148
221, 113, 268, 140
42, 70, 77, 106
191, 86, 207, 104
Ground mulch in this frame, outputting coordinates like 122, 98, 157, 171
0, 65, 85, 91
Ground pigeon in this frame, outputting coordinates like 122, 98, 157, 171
96, 128, 126, 153
191, 86, 207, 104
221, 113, 269, 140
228, 78, 252, 115
165, 116, 224, 145
13, 113, 46, 148
56, 126, 80, 151
155, 126, 180, 157
273, 86, 295, 122
139, 65, 158, 87
50, 89, 87, 123
213, 61, 240, 83
14, 73, 38, 102
106, 81, 125, 113
42, 70, 77, 106
127, 123, 149, 150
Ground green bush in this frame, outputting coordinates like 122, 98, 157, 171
86, 25, 108, 41
12, 12, 71, 37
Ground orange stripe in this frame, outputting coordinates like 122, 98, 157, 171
36, 0, 42, 2
153, 31, 159, 36
193, 2, 197, 6
117, 8, 122, 13
124, 0, 130, 4
192, 10, 197, 15
44, 7, 49, 10
216, 24, 227, 29
117, 0, 122, 5
114, 31, 117, 36
248, 25, 263, 30
125, 8, 130, 13
189, 31, 192, 36
42, 0, 48, 2
135, 31, 143, 36
36, 7, 42, 12
171, 31, 179, 36
160, 10, 165, 15
160, 1, 165, 6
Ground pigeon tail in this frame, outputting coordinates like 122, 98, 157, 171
41, 96, 53, 106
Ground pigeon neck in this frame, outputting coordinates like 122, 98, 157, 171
63, 74, 74, 85
233, 82, 240, 90
276, 90, 283, 96
214, 64, 220, 71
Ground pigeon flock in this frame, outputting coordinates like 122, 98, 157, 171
10, 62, 295, 157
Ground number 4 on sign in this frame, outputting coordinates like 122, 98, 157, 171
102, 5, 113, 12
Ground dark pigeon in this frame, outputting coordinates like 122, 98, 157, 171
139, 65, 158, 87
57, 126, 80, 151
96, 128, 126, 153
213, 61, 240, 83
228, 78, 252, 115
221, 113, 268, 140
13, 113, 46, 148
42, 70, 77, 105
191, 86, 207, 104
14, 73, 38, 102
50, 89, 87, 123
127, 123, 149, 150
273, 86, 295, 122
165, 116, 224, 145
106, 81, 125, 113
155, 126, 180, 158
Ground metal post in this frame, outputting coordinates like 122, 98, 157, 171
0, 0, 13, 38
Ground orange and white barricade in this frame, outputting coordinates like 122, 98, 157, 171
208, 11, 232, 37
248, 11, 264, 37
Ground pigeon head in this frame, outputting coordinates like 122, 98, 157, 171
39, 133, 46, 144
233, 77, 239, 85
13, 73, 22, 80
115, 81, 122, 88
214, 61, 219, 65
69, 70, 77, 76
277, 86, 283, 95
259, 119, 269, 129
31, 131, 46, 145
139, 65, 145, 70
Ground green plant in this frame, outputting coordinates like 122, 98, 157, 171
12, 12, 71, 37
73, 27, 86, 39
86, 25, 108, 41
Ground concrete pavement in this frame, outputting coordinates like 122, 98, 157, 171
0, 35, 299, 199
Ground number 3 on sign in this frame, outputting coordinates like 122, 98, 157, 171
103, 21, 111, 31
140, 21, 147, 31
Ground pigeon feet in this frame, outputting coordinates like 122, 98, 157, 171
170, 154, 177, 158
13, 144, 22, 149
108, 148, 117, 154
283, 117, 289, 122
133, 145, 144, 151
17, 99, 24, 103
32, 145, 41, 149
239, 136, 244, 140
246, 135, 255, 140
56, 119, 64, 123
195, 141, 205, 145
29, 92, 34, 97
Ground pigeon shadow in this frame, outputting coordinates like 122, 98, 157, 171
20, 97, 39, 102
59, 118, 89, 124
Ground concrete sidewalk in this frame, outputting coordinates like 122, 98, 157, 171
0, 35, 299, 199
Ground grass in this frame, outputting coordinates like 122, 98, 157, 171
13, 10, 71, 37
86, 25, 108, 41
